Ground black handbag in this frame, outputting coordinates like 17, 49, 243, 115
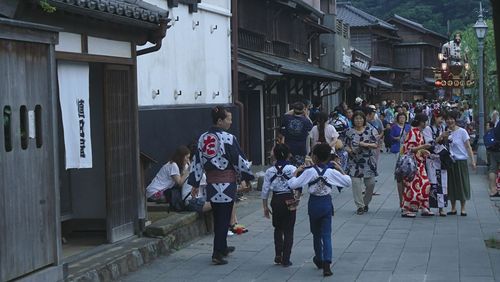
438, 148, 454, 170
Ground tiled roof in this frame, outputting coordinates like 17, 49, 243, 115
388, 14, 447, 40
336, 2, 396, 31
47, 0, 169, 28
239, 49, 349, 81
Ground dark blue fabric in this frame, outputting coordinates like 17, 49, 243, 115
390, 124, 410, 153
280, 115, 313, 156
308, 194, 333, 263
188, 127, 254, 194
211, 201, 234, 254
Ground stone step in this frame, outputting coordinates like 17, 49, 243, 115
66, 211, 213, 282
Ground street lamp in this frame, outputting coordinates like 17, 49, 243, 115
474, 2, 488, 166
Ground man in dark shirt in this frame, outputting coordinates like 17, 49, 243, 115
279, 102, 313, 166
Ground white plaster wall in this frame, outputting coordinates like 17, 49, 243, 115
87, 36, 132, 58
55, 32, 82, 53
137, 1, 232, 106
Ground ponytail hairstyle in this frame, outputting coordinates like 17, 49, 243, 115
316, 112, 329, 143
211, 105, 228, 125
273, 144, 290, 161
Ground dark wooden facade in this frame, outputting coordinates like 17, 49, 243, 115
336, 3, 400, 102
0, 1, 169, 280
238, 0, 323, 65
388, 15, 448, 100
238, 0, 348, 164
0, 18, 61, 282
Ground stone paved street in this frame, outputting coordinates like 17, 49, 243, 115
121, 154, 500, 282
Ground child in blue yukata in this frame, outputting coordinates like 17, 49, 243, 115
287, 143, 352, 277
261, 144, 298, 267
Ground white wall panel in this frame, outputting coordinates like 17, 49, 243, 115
55, 32, 81, 53
87, 36, 131, 58
138, 2, 232, 106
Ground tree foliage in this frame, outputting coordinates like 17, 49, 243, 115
350, 0, 492, 38
459, 19, 499, 113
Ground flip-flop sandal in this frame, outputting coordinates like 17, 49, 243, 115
401, 213, 416, 218
490, 192, 500, 197
460, 212, 467, 216
439, 212, 447, 217
421, 212, 435, 217
447, 211, 457, 215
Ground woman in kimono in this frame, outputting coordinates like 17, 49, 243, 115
401, 113, 433, 218
188, 106, 254, 265
423, 110, 448, 216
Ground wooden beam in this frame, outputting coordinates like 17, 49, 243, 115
56, 51, 134, 65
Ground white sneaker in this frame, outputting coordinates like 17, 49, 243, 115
227, 230, 235, 236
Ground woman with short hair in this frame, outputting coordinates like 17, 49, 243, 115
391, 112, 410, 209
345, 111, 379, 215
445, 111, 476, 216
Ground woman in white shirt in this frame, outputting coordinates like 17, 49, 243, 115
311, 112, 339, 150
445, 111, 476, 216
146, 146, 191, 202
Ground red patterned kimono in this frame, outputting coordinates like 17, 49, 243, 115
402, 127, 430, 211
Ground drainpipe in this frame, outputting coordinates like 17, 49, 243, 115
231, 0, 246, 153
137, 18, 169, 56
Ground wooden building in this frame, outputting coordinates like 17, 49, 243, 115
388, 14, 448, 101
336, 2, 397, 102
237, 0, 348, 164
0, 1, 168, 280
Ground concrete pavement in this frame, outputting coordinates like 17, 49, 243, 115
121, 153, 500, 282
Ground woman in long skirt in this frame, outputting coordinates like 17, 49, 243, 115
445, 111, 476, 216
422, 110, 448, 216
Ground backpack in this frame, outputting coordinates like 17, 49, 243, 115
166, 184, 190, 212
485, 123, 500, 151
330, 117, 348, 136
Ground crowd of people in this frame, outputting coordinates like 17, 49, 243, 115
142, 98, 500, 277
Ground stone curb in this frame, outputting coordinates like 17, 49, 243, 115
66, 212, 213, 282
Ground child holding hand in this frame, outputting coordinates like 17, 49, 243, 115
261, 144, 298, 267
288, 143, 351, 277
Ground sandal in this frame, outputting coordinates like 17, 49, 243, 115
401, 213, 416, 218
460, 212, 467, 216
421, 209, 435, 216
439, 212, 447, 217
447, 211, 457, 215
490, 192, 500, 197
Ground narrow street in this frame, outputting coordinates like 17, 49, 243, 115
121, 154, 500, 282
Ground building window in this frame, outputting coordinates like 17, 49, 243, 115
3, 105, 12, 152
